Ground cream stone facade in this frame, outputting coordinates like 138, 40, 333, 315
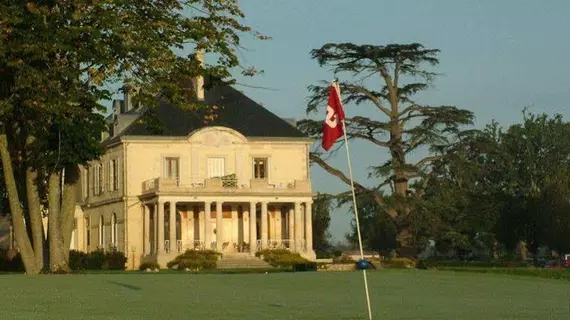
72, 79, 316, 269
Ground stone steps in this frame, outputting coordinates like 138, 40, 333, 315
217, 253, 272, 269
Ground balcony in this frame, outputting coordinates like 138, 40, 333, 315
142, 174, 312, 195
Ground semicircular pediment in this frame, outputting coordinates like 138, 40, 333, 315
188, 126, 247, 146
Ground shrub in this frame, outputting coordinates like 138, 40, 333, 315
332, 254, 355, 264
69, 250, 89, 271
139, 262, 161, 271
417, 259, 530, 270
0, 249, 24, 272
86, 250, 107, 270
167, 250, 221, 270
256, 249, 312, 270
382, 257, 416, 269
292, 262, 317, 272
104, 249, 127, 270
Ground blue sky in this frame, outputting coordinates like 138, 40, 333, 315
232, 0, 570, 243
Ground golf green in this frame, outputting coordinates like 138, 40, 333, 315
0, 270, 567, 319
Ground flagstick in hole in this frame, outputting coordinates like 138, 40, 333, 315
322, 80, 373, 320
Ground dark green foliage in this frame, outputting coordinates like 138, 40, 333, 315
0, 249, 24, 272
432, 267, 570, 282
332, 254, 355, 264
346, 195, 397, 256
104, 249, 128, 270
69, 249, 127, 271
299, 42, 475, 253
417, 259, 530, 270
139, 262, 161, 271
86, 250, 107, 270
292, 262, 317, 272
69, 250, 89, 271
255, 249, 310, 268
0, 0, 263, 274
312, 193, 332, 255
381, 257, 416, 269
167, 250, 221, 270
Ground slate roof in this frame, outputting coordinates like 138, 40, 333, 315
105, 80, 307, 145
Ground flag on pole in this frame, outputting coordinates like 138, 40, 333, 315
322, 82, 345, 151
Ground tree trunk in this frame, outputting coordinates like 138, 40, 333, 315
0, 134, 39, 274
389, 118, 412, 252
25, 167, 44, 271
61, 165, 79, 262
48, 171, 67, 272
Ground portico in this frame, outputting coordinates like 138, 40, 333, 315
140, 197, 314, 263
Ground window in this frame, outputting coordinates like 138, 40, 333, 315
99, 215, 104, 248
207, 157, 225, 178
109, 159, 119, 191
163, 157, 179, 182
85, 217, 90, 249
95, 163, 103, 194
111, 213, 118, 247
253, 158, 268, 179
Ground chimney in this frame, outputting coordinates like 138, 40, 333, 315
195, 49, 205, 101
123, 85, 132, 113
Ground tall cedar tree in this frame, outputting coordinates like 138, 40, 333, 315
0, 0, 263, 274
298, 43, 473, 252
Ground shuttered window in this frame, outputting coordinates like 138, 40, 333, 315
163, 157, 180, 182
207, 157, 225, 178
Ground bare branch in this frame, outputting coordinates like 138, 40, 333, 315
344, 84, 390, 116
348, 132, 390, 147
414, 156, 441, 170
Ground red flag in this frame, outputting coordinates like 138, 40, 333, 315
322, 83, 345, 150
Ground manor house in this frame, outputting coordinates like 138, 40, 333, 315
71, 76, 316, 268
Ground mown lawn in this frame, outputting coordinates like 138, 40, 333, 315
0, 270, 568, 319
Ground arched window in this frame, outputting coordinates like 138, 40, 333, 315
99, 215, 104, 248
111, 213, 118, 248
85, 217, 90, 250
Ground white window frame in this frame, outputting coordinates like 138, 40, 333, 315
109, 160, 115, 191
111, 213, 118, 247
252, 157, 269, 180
163, 157, 180, 183
207, 157, 226, 178
99, 215, 104, 248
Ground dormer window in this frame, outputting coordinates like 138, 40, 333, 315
253, 158, 267, 179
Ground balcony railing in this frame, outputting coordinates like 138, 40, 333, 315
142, 175, 311, 195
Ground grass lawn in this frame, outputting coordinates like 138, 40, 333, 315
0, 270, 568, 319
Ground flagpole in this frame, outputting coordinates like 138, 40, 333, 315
334, 81, 373, 320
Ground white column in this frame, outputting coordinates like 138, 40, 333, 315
186, 207, 193, 249
231, 207, 238, 250
153, 205, 158, 253
216, 201, 223, 251
288, 207, 294, 244
157, 202, 164, 253
198, 207, 204, 244
204, 202, 211, 249
305, 202, 313, 252
261, 202, 268, 249
294, 202, 302, 252
249, 201, 257, 254
143, 204, 150, 254
243, 206, 250, 245
276, 208, 282, 242
169, 201, 176, 252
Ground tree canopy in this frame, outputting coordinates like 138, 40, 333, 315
299, 42, 473, 253
0, 0, 261, 274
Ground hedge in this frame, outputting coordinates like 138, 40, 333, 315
256, 249, 316, 271
440, 267, 570, 281
0, 249, 24, 272
69, 249, 127, 270
167, 250, 222, 270
417, 259, 530, 270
